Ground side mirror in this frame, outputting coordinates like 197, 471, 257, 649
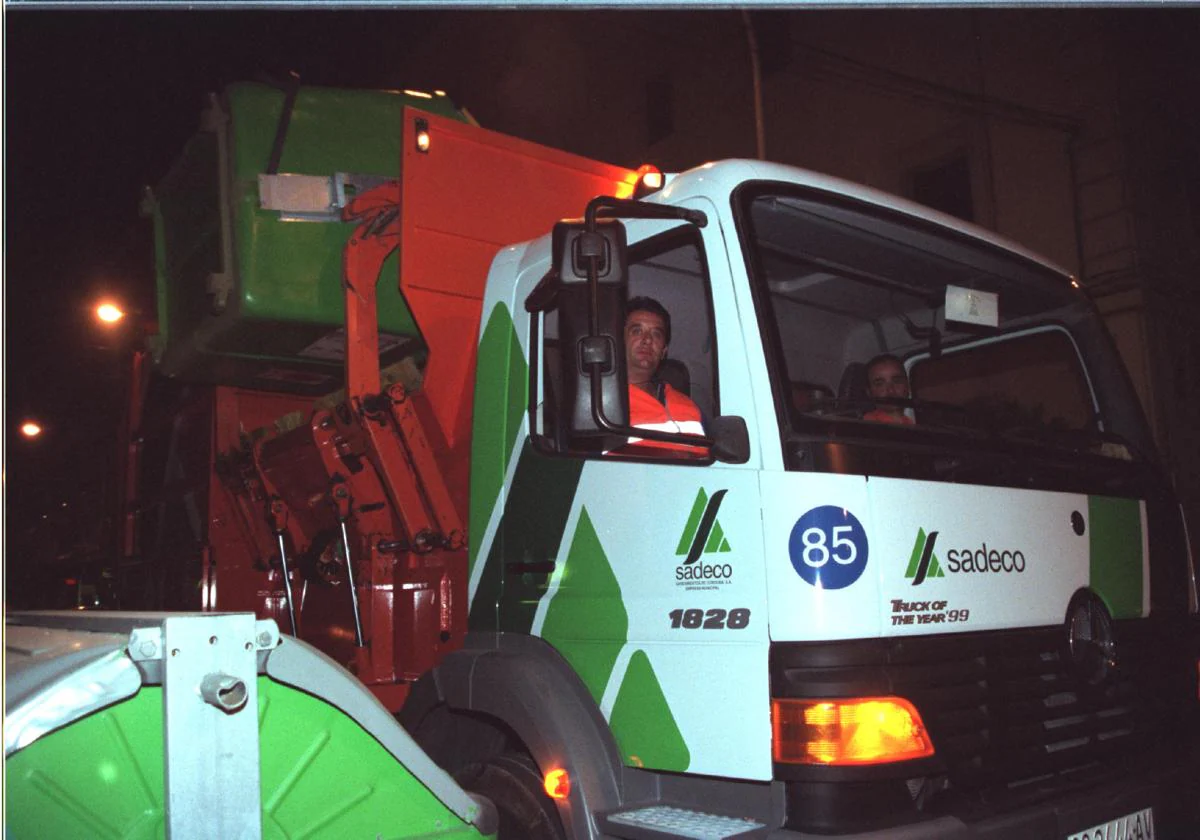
551, 219, 629, 441
708, 415, 750, 464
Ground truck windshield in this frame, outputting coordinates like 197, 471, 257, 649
736, 184, 1157, 486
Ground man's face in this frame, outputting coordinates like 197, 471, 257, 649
867, 358, 909, 414
624, 309, 668, 384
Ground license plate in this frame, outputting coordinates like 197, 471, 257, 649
1066, 807, 1154, 840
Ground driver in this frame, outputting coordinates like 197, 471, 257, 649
864, 353, 914, 425
621, 296, 707, 455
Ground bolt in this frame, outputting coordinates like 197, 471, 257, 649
256, 631, 273, 648
139, 640, 158, 658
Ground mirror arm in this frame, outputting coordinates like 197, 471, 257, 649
585, 196, 708, 229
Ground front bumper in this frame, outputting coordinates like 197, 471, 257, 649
765, 760, 1197, 839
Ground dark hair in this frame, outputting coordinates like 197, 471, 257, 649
625, 296, 671, 344
865, 353, 905, 378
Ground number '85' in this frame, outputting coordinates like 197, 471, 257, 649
800, 526, 858, 568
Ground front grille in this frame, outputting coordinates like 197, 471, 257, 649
772, 619, 1196, 812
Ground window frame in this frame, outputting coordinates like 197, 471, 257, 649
527, 222, 721, 465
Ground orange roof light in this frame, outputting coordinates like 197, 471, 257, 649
633, 164, 664, 199
543, 768, 571, 800
772, 697, 934, 766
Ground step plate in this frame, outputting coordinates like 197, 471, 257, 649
600, 804, 767, 840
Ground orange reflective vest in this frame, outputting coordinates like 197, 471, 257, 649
864, 408, 914, 425
621, 382, 708, 457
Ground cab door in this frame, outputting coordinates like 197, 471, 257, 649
511, 201, 775, 781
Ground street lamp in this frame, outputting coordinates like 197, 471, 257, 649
21, 421, 43, 439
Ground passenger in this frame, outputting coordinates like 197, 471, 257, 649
863, 353, 914, 425
620, 296, 707, 455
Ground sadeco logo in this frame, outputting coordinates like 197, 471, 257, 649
905, 527, 1027, 585
905, 528, 946, 586
675, 488, 732, 582
788, 506, 868, 589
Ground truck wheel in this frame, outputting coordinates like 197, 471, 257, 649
455, 752, 567, 840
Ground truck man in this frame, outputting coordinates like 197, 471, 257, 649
621, 295, 707, 455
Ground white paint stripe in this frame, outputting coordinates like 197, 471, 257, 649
598, 643, 636, 719
530, 498, 585, 636
467, 426, 529, 606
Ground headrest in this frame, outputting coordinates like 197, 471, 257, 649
838, 362, 869, 401
657, 358, 691, 396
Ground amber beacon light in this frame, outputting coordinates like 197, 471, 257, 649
772, 697, 934, 765
633, 164, 664, 198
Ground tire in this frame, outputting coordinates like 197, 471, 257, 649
455, 752, 567, 840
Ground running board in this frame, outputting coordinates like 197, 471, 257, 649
598, 804, 768, 840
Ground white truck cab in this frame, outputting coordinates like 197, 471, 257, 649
417, 158, 1200, 839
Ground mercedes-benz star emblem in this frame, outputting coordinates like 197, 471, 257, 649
1065, 589, 1117, 687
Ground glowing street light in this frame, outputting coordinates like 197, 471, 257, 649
21, 421, 43, 439
95, 302, 126, 324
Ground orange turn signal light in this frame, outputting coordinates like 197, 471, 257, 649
543, 768, 571, 800
772, 697, 934, 766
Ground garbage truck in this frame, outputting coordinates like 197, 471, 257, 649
108, 81, 1200, 838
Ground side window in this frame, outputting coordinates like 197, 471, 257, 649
533, 227, 717, 458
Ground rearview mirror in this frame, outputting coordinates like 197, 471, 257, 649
551, 219, 629, 441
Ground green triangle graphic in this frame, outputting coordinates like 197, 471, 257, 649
904, 528, 927, 579
703, 521, 726, 553
541, 507, 629, 701
609, 650, 691, 772
927, 553, 944, 578
676, 489, 709, 555
718, 538, 731, 553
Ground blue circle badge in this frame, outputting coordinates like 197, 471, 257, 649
788, 506, 869, 589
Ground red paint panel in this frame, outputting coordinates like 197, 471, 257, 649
398, 108, 634, 452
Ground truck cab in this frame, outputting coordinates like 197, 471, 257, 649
440, 158, 1200, 838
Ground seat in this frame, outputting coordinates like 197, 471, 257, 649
790, 381, 834, 413
838, 362, 869, 402
657, 358, 692, 397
